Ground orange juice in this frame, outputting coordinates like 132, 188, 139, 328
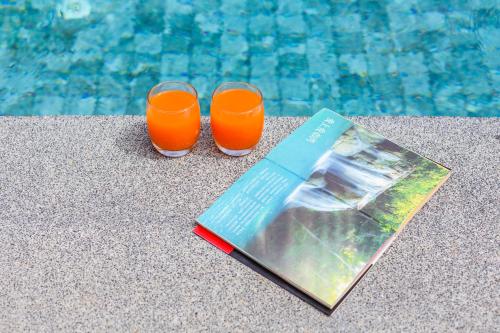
211, 88, 264, 152
146, 89, 200, 152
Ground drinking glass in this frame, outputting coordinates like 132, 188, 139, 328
146, 82, 200, 157
210, 82, 264, 156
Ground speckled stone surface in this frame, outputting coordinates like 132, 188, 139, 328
0, 116, 498, 332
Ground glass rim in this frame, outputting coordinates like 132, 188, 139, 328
211, 81, 264, 115
147, 81, 199, 114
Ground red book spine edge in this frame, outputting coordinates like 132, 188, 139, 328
193, 224, 234, 254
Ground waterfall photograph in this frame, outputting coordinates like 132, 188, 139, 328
244, 124, 449, 306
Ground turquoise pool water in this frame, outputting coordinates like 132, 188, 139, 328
0, 0, 498, 116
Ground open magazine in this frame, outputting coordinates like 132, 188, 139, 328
196, 109, 450, 313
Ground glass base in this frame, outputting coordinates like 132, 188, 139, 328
216, 143, 254, 157
152, 143, 190, 157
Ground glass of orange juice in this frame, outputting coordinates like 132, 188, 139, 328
146, 81, 200, 157
210, 82, 264, 156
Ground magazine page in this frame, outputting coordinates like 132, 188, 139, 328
198, 108, 450, 308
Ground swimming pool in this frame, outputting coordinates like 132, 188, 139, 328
0, 0, 498, 116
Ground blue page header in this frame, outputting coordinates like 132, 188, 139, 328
266, 108, 352, 178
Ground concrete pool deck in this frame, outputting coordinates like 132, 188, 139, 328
0, 116, 498, 332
